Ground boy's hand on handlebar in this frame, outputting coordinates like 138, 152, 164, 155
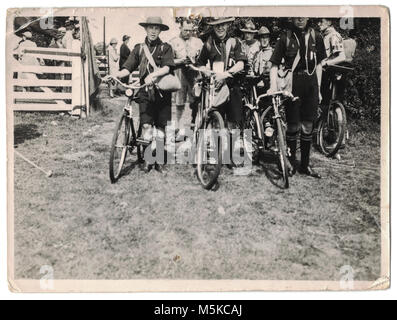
102, 75, 114, 83
266, 86, 277, 95
183, 56, 192, 65
144, 73, 157, 85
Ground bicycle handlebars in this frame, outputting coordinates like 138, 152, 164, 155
102, 75, 150, 90
188, 64, 216, 76
256, 91, 299, 105
326, 64, 354, 71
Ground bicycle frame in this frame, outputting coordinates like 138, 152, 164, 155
193, 74, 217, 143
316, 68, 348, 130
257, 91, 294, 124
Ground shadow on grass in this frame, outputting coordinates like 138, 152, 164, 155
114, 159, 143, 183
14, 123, 41, 146
258, 151, 287, 190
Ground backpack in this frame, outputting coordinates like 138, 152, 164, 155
342, 37, 357, 63
140, 43, 181, 92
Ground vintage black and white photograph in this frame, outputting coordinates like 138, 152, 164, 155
6, 6, 389, 292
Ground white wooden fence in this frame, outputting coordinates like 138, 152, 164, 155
11, 43, 90, 116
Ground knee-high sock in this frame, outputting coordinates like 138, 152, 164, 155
300, 132, 313, 169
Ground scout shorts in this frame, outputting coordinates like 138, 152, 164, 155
286, 72, 319, 124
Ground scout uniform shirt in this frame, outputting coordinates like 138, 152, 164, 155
196, 34, 247, 71
122, 37, 175, 84
270, 26, 326, 74
241, 39, 260, 73
323, 26, 344, 59
253, 46, 274, 76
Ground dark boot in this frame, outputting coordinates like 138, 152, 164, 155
155, 163, 165, 173
299, 132, 321, 179
142, 161, 152, 173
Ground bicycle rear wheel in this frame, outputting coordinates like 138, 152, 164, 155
317, 101, 346, 157
196, 110, 225, 190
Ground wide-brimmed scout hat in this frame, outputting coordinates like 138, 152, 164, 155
240, 21, 258, 33
207, 17, 235, 26
139, 17, 169, 31
122, 35, 131, 41
22, 31, 32, 38
258, 26, 270, 36
110, 38, 118, 44
58, 27, 66, 33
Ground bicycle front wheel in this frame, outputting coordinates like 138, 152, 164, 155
276, 118, 289, 189
317, 101, 347, 157
109, 112, 134, 183
196, 110, 225, 190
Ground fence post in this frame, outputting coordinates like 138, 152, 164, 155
71, 40, 82, 117
84, 55, 90, 117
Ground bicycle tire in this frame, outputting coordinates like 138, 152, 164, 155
317, 101, 347, 157
109, 112, 131, 183
243, 106, 264, 164
196, 110, 225, 190
276, 118, 289, 189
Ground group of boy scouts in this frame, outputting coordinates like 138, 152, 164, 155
106, 16, 347, 176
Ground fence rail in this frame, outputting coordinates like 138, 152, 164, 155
11, 44, 89, 115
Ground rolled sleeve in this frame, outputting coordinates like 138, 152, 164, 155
160, 44, 176, 69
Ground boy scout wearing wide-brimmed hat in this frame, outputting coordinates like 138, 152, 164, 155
206, 17, 235, 26
258, 26, 270, 36
253, 26, 273, 91
107, 16, 175, 173
240, 20, 258, 33
268, 18, 327, 178
240, 21, 260, 75
196, 17, 247, 147
139, 16, 170, 31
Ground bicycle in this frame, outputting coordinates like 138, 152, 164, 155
315, 64, 353, 157
189, 65, 226, 190
259, 91, 298, 189
241, 74, 267, 164
104, 76, 150, 183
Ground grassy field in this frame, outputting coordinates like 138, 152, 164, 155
13, 93, 381, 281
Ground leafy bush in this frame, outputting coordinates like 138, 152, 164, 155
188, 17, 381, 124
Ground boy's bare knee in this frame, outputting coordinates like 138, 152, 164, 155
301, 121, 314, 135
